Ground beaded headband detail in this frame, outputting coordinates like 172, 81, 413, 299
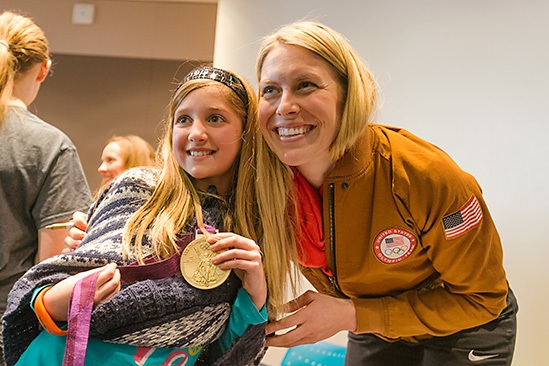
180, 67, 248, 107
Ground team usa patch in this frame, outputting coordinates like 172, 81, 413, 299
373, 228, 417, 264
442, 195, 483, 239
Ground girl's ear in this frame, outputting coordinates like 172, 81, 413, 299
37, 59, 52, 83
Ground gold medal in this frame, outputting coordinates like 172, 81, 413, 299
180, 233, 231, 289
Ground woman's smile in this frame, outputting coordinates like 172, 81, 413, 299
276, 125, 313, 137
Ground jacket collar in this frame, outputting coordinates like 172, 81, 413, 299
327, 125, 376, 180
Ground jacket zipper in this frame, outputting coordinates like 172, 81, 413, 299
327, 183, 342, 293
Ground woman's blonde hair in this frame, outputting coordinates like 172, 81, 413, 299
122, 67, 261, 277
100, 135, 157, 186
254, 21, 379, 318
109, 135, 157, 169
0, 11, 49, 126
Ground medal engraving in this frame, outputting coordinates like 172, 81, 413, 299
180, 234, 230, 289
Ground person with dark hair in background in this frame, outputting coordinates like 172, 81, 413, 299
0, 10, 92, 364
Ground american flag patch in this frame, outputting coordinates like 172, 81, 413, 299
442, 195, 483, 239
385, 236, 405, 246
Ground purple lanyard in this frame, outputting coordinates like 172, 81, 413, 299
63, 271, 100, 366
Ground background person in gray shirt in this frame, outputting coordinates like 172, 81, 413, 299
0, 10, 91, 364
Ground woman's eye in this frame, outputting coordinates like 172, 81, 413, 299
298, 81, 315, 89
261, 85, 276, 97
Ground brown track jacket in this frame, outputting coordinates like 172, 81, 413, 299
300, 124, 508, 342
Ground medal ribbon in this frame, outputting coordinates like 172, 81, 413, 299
118, 225, 216, 285
62, 271, 100, 366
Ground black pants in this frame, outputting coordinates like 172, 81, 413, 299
345, 287, 518, 366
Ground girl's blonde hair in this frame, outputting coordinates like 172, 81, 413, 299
255, 21, 379, 318
122, 67, 261, 279
0, 11, 50, 126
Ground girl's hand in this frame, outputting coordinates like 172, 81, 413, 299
62, 211, 88, 253
209, 233, 266, 310
42, 263, 121, 322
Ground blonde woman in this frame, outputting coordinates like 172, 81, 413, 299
97, 135, 157, 187
256, 21, 517, 366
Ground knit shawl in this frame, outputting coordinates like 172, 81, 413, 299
2, 167, 266, 366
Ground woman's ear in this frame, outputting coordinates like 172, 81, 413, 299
37, 59, 52, 83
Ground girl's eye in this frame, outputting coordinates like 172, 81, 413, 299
208, 115, 225, 123
175, 115, 190, 125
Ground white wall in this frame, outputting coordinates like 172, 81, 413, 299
3, 0, 217, 61
215, 1, 549, 365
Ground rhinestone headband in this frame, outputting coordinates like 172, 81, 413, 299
180, 67, 249, 107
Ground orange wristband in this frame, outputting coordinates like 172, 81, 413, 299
33, 286, 68, 336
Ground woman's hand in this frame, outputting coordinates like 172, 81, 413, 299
62, 211, 88, 253
42, 263, 121, 322
209, 233, 266, 310
265, 290, 357, 347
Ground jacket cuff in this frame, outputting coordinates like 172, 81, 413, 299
351, 297, 386, 334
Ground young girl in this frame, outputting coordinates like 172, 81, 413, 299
2, 66, 267, 366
